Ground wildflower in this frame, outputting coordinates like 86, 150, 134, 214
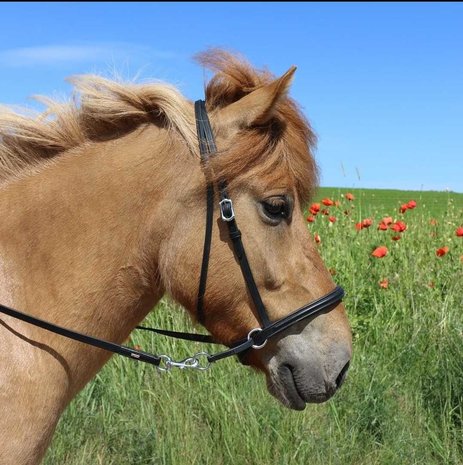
400, 204, 408, 213
382, 216, 393, 225
345, 193, 355, 201
391, 235, 401, 241
314, 233, 321, 244
372, 246, 388, 258
309, 203, 320, 215
407, 200, 417, 209
379, 278, 389, 289
391, 221, 407, 232
306, 216, 315, 223
436, 246, 449, 257
362, 218, 373, 228
456, 227, 463, 237
329, 216, 337, 223
355, 222, 363, 231
378, 222, 388, 231
322, 198, 334, 206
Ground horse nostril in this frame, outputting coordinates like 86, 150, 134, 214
335, 361, 350, 389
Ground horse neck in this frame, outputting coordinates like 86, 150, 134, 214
0, 123, 197, 386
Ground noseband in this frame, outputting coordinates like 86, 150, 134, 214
0, 100, 344, 371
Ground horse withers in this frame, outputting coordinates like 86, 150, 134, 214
0, 50, 351, 464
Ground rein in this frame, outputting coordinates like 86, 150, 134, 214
0, 100, 344, 372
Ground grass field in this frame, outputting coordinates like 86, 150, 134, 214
44, 187, 463, 465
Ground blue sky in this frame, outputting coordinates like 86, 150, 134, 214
1, 2, 462, 192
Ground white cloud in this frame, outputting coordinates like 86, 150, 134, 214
0, 43, 179, 67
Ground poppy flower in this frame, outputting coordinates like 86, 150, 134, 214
382, 217, 393, 225
322, 198, 334, 206
436, 246, 449, 257
309, 203, 320, 215
456, 227, 463, 237
407, 200, 417, 209
379, 278, 389, 289
372, 246, 388, 258
391, 235, 401, 241
362, 218, 373, 228
306, 215, 315, 223
377, 222, 388, 231
345, 193, 355, 201
355, 222, 363, 231
400, 204, 408, 214
314, 233, 321, 244
391, 221, 407, 232
329, 216, 337, 223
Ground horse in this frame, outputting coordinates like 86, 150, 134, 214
0, 50, 352, 464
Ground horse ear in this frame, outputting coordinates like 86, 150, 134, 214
216, 66, 296, 130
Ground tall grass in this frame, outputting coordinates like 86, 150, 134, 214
44, 188, 463, 465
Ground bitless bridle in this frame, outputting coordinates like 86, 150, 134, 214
0, 100, 344, 372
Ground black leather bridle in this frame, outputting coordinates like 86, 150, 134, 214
0, 99, 344, 371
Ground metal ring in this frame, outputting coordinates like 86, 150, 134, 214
247, 328, 267, 350
193, 352, 212, 370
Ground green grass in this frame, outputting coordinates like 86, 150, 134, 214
44, 187, 463, 465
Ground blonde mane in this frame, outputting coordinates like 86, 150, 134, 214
0, 76, 197, 182
0, 49, 318, 201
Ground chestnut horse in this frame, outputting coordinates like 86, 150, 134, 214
0, 50, 352, 464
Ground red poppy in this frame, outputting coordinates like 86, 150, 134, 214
399, 204, 408, 214
407, 200, 417, 209
329, 216, 337, 223
377, 222, 388, 231
456, 227, 463, 237
379, 278, 389, 289
322, 198, 334, 206
391, 221, 407, 232
362, 218, 373, 228
306, 216, 315, 223
391, 235, 401, 241
372, 246, 388, 258
314, 233, 321, 244
436, 246, 449, 257
345, 193, 355, 201
382, 216, 393, 225
355, 222, 363, 231
309, 203, 320, 215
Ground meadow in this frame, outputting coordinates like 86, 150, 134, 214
44, 187, 463, 465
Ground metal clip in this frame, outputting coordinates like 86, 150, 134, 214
219, 198, 235, 222
156, 352, 211, 372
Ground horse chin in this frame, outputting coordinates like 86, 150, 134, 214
265, 363, 336, 411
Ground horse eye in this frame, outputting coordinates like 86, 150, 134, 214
261, 197, 291, 223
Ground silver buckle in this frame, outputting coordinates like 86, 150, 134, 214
219, 198, 235, 222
